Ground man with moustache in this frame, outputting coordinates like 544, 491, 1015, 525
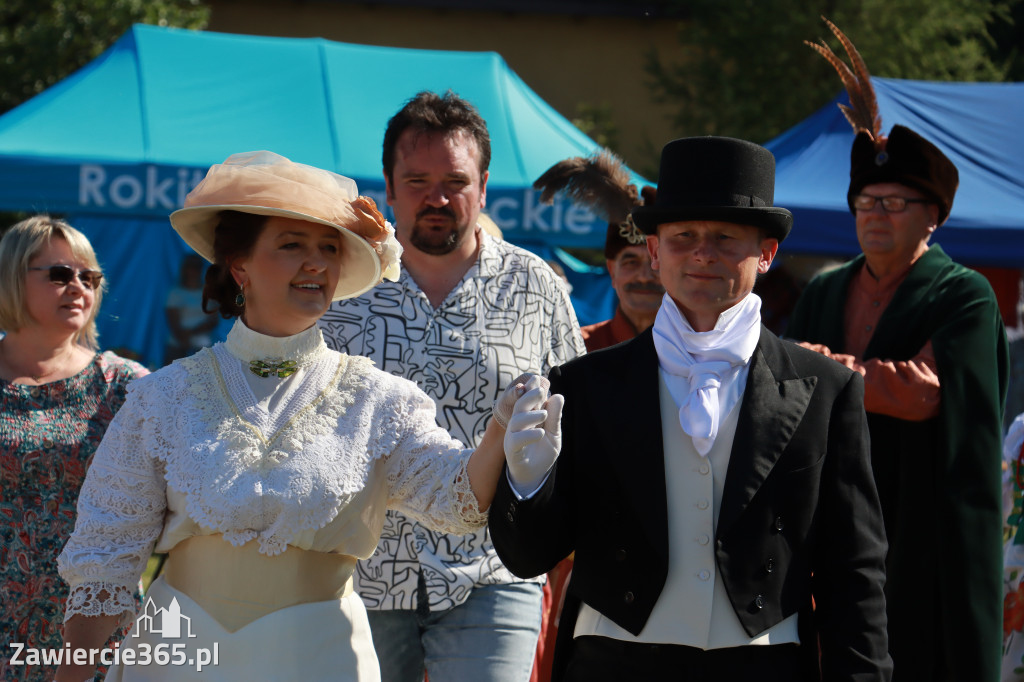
490, 136, 892, 682
533, 150, 663, 353
581, 238, 663, 351
319, 90, 586, 682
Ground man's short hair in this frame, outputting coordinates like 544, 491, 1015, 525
382, 90, 491, 183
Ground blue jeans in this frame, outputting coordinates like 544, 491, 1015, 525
366, 582, 543, 682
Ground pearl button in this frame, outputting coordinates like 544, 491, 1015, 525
698, 570, 710, 581
697, 499, 709, 510
698, 534, 710, 546
699, 463, 710, 475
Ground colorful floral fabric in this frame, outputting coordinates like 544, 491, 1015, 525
1004, 412, 1024, 681
0, 351, 148, 682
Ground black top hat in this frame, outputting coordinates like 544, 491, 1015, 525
848, 125, 959, 224
631, 137, 793, 241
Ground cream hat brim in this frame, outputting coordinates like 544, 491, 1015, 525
170, 204, 381, 301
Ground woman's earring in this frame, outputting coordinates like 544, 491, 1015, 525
235, 285, 245, 308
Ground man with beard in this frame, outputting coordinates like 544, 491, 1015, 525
319, 90, 586, 682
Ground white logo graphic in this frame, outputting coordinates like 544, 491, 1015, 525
133, 596, 196, 639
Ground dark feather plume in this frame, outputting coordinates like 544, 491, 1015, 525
805, 16, 882, 147
533, 150, 640, 225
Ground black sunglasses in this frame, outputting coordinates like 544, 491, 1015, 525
29, 264, 104, 290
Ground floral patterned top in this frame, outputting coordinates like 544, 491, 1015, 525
0, 351, 148, 682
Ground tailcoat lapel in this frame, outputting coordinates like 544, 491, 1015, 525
604, 331, 669, 553
717, 328, 816, 536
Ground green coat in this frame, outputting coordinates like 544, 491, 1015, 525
787, 245, 1008, 681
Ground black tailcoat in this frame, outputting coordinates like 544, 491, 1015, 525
489, 327, 892, 681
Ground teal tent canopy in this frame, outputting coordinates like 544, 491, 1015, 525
0, 25, 642, 365
0, 23, 647, 244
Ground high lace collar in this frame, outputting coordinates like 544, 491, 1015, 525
224, 319, 328, 370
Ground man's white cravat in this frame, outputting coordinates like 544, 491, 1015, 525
653, 293, 762, 456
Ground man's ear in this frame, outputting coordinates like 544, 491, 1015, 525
479, 169, 489, 209
384, 172, 395, 207
758, 238, 780, 274
646, 235, 660, 271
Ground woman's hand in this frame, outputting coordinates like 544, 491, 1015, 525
53, 613, 123, 682
492, 373, 549, 429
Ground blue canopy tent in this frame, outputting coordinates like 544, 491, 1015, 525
0, 25, 638, 366
766, 77, 1024, 268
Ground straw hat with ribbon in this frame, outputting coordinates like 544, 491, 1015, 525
171, 151, 403, 300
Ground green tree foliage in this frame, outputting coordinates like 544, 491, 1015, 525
646, 0, 1016, 143
0, 0, 209, 114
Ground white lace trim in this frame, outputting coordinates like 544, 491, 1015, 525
224, 319, 328, 370
162, 348, 372, 554
65, 582, 137, 625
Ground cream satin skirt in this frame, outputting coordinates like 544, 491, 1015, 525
105, 537, 379, 681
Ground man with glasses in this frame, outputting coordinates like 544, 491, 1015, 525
787, 124, 1009, 680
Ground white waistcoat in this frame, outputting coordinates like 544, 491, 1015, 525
574, 372, 799, 648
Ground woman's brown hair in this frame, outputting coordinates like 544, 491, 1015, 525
202, 211, 268, 318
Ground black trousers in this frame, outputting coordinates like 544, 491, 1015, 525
564, 636, 811, 682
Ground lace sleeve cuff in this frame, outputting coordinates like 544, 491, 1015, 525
452, 456, 488, 532
64, 582, 137, 626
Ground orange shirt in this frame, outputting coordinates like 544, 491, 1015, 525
840, 262, 941, 421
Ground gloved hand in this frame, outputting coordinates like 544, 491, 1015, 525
504, 378, 564, 494
492, 373, 550, 429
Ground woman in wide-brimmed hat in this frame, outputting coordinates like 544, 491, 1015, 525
54, 151, 533, 681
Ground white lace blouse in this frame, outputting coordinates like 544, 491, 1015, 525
57, 321, 485, 621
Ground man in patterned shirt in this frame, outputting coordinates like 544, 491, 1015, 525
319, 90, 586, 682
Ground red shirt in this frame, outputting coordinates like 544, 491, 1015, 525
580, 307, 639, 352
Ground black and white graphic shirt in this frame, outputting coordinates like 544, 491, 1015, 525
319, 231, 586, 611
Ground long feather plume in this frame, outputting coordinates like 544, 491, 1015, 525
533, 150, 640, 225
805, 16, 882, 146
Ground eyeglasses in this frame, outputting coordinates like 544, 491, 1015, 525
853, 194, 933, 213
29, 265, 103, 290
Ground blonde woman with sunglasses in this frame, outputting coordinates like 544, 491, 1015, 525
0, 215, 149, 682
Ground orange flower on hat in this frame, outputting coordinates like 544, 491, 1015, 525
351, 196, 402, 282
1004, 580, 1024, 637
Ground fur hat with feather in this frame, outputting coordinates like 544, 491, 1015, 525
807, 17, 959, 224
533, 150, 654, 260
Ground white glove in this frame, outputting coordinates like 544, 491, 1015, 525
504, 380, 564, 494
492, 373, 550, 428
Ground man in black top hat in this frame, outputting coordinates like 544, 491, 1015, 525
490, 136, 892, 681
787, 123, 1009, 680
